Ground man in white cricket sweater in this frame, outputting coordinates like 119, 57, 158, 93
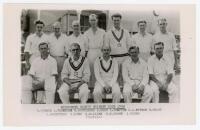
93, 44, 121, 103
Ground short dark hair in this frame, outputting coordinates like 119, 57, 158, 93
129, 46, 139, 52
154, 42, 164, 49
111, 13, 122, 20
34, 20, 45, 26
137, 20, 147, 26
38, 42, 48, 49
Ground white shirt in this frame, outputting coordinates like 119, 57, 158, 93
148, 55, 174, 83
61, 56, 90, 83
29, 55, 57, 79
153, 31, 178, 52
66, 34, 87, 56
122, 57, 149, 86
153, 31, 177, 62
24, 33, 49, 55
132, 32, 153, 60
48, 33, 68, 57
94, 56, 118, 87
84, 27, 105, 50
105, 27, 131, 55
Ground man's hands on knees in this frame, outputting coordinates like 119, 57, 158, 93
68, 87, 78, 94
103, 83, 112, 94
157, 81, 168, 91
150, 74, 167, 91
56, 76, 63, 89
76, 80, 86, 89
63, 78, 72, 86
32, 77, 45, 90
155, 81, 163, 89
132, 84, 145, 95
162, 81, 170, 91
63, 78, 81, 86
131, 84, 139, 92
64, 78, 87, 94
137, 84, 145, 95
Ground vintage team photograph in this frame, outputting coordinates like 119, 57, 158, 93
20, 9, 181, 104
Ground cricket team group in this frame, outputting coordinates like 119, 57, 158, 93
21, 13, 179, 104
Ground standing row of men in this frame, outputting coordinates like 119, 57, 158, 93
21, 13, 179, 104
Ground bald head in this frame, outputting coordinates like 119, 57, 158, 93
101, 43, 111, 57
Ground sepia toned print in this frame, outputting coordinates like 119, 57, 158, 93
21, 9, 180, 104
4, 4, 195, 125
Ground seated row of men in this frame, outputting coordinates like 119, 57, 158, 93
24, 13, 179, 86
21, 41, 178, 104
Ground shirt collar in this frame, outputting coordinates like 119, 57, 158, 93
129, 57, 141, 64
40, 55, 50, 60
89, 27, 100, 33
53, 33, 62, 38
34, 32, 44, 37
159, 30, 169, 35
154, 54, 166, 61
100, 56, 112, 62
88, 27, 100, 35
138, 31, 147, 37
112, 27, 122, 32
70, 55, 82, 62
72, 33, 81, 38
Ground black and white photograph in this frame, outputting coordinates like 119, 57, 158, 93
3, 4, 196, 126
20, 9, 181, 104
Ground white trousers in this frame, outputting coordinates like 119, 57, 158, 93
52, 56, 66, 74
58, 82, 89, 104
88, 49, 102, 89
113, 56, 128, 87
150, 81, 179, 103
93, 82, 121, 103
21, 75, 56, 104
123, 83, 153, 103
